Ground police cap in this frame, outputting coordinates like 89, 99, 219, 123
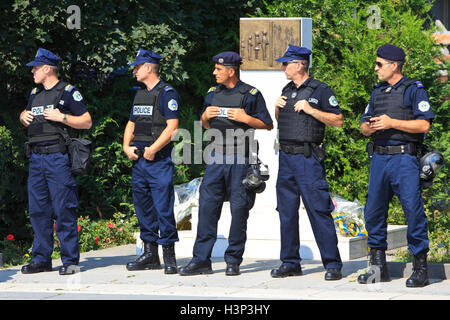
213, 51, 242, 66
26, 48, 62, 67
275, 44, 312, 63
129, 48, 162, 66
376, 44, 406, 61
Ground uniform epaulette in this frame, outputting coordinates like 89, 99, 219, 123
415, 81, 424, 88
249, 88, 259, 95
207, 86, 217, 94
65, 84, 74, 92
164, 85, 174, 92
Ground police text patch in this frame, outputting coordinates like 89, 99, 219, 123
31, 106, 44, 116
133, 105, 153, 116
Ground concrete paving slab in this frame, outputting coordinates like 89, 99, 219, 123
0, 244, 448, 301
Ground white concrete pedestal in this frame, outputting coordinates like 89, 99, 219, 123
136, 202, 408, 261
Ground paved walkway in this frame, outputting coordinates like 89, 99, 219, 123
1, 244, 449, 301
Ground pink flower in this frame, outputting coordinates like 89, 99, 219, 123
107, 222, 115, 229
119, 228, 123, 233
6, 234, 14, 241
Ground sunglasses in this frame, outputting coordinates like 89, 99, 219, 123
282, 61, 300, 66
375, 61, 394, 68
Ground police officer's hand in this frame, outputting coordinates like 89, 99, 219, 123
294, 99, 313, 114
124, 145, 139, 160
20, 110, 34, 127
370, 114, 394, 130
275, 96, 287, 108
203, 106, 221, 120
144, 146, 156, 161
227, 108, 249, 123
43, 108, 64, 122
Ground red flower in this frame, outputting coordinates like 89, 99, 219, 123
53, 224, 56, 230
107, 222, 115, 229
77, 225, 81, 232
6, 234, 14, 241
95, 236, 99, 245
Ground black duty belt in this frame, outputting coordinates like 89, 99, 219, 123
32, 143, 67, 154
279, 144, 309, 155
374, 144, 417, 155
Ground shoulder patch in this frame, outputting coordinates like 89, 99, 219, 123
328, 95, 339, 107
415, 81, 424, 88
30, 87, 38, 95
168, 99, 178, 111
249, 88, 259, 95
207, 86, 217, 94
418, 101, 430, 112
72, 90, 83, 102
65, 84, 74, 92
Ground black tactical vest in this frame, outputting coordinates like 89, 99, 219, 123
27, 81, 69, 144
372, 77, 424, 143
132, 81, 169, 144
208, 82, 253, 152
278, 78, 325, 144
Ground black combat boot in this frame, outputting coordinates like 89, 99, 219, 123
406, 251, 429, 287
126, 241, 161, 271
162, 243, 178, 274
357, 248, 390, 284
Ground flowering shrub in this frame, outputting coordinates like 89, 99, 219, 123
52, 212, 139, 259
0, 234, 29, 266
1, 212, 139, 267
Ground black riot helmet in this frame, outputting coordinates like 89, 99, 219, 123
419, 151, 445, 188
242, 159, 269, 193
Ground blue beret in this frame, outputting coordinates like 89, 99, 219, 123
129, 48, 162, 66
213, 51, 242, 66
275, 44, 312, 63
376, 44, 406, 61
26, 48, 61, 67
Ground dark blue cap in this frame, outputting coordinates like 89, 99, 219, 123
26, 48, 62, 67
275, 44, 312, 63
129, 48, 162, 66
213, 51, 242, 66
376, 44, 406, 61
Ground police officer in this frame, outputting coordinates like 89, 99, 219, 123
358, 44, 434, 287
123, 48, 179, 274
19, 48, 92, 275
179, 52, 273, 276
272, 45, 343, 280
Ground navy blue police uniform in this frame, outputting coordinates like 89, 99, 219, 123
273, 45, 343, 277
189, 52, 273, 272
23, 49, 88, 273
360, 45, 434, 258
128, 49, 179, 250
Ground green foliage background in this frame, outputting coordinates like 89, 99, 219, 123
0, 0, 448, 261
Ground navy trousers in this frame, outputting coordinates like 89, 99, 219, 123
365, 153, 428, 255
28, 152, 80, 265
192, 154, 256, 265
132, 154, 179, 246
276, 151, 342, 270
